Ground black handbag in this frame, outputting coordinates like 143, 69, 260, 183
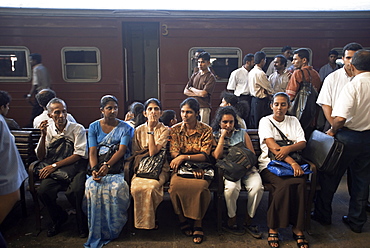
302, 130, 344, 175
177, 161, 214, 180
269, 119, 303, 164
90, 144, 124, 175
34, 137, 80, 182
136, 149, 166, 180
215, 142, 257, 182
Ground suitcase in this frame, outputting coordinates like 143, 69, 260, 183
302, 130, 344, 175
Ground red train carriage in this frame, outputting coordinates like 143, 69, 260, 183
0, 8, 369, 127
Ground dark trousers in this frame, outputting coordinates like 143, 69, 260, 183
314, 128, 370, 229
238, 94, 252, 124
38, 171, 87, 232
250, 96, 271, 129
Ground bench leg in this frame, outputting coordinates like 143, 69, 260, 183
20, 182, 27, 218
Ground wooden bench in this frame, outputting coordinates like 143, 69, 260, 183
124, 129, 318, 234
10, 129, 41, 218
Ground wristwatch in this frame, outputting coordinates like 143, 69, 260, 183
51, 163, 57, 168
103, 162, 111, 169
147, 131, 154, 135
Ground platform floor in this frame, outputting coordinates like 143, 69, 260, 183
1, 173, 369, 248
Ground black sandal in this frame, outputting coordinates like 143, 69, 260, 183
292, 232, 309, 248
268, 232, 279, 248
179, 221, 192, 237
193, 227, 204, 244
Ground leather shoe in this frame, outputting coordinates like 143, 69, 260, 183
311, 212, 331, 225
79, 230, 88, 238
342, 216, 361, 233
47, 211, 68, 237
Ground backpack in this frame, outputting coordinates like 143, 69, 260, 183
215, 142, 257, 182
289, 69, 318, 130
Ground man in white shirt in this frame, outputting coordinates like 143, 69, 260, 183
266, 46, 293, 76
26, 53, 51, 127
248, 51, 274, 128
313, 43, 363, 227
268, 55, 291, 93
36, 98, 88, 238
326, 50, 370, 233
227, 53, 254, 101
33, 89, 76, 128
227, 53, 254, 121
319, 50, 341, 82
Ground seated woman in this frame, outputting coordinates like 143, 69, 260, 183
219, 91, 249, 129
125, 101, 146, 128
258, 92, 308, 248
212, 106, 264, 238
169, 97, 213, 244
85, 95, 134, 248
159, 109, 177, 127
130, 98, 170, 230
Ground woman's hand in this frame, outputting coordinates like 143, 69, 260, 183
274, 145, 291, 160
92, 164, 109, 181
220, 128, 228, 138
192, 168, 205, 179
147, 112, 158, 130
291, 163, 304, 177
170, 155, 184, 172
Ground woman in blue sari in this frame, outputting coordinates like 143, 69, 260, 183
84, 95, 134, 248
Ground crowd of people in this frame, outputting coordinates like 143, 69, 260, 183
1, 43, 370, 248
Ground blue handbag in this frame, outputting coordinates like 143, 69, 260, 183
267, 160, 312, 177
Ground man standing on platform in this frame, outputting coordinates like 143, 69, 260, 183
326, 50, 370, 233
184, 52, 216, 124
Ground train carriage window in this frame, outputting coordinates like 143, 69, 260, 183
188, 47, 242, 82
61, 47, 101, 82
0, 46, 31, 82
261, 47, 313, 72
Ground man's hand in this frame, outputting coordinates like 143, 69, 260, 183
38, 165, 57, 179
39, 120, 49, 136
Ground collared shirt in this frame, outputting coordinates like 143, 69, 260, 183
268, 69, 290, 93
170, 121, 212, 155
332, 72, 370, 131
316, 67, 352, 108
248, 65, 274, 98
266, 60, 293, 76
226, 66, 250, 96
133, 122, 169, 152
36, 120, 87, 159
185, 69, 216, 108
286, 65, 322, 99
319, 63, 341, 82
33, 110, 77, 129
32, 64, 51, 91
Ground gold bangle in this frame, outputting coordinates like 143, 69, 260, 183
291, 163, 298, 166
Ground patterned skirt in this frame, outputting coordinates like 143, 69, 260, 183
84, 174, 130, 248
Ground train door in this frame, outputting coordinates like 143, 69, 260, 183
123, 22, 159, 107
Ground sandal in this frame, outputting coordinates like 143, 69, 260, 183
179, 221, 192, 237
193, 227, 204, 244
268, 232, 279, 248
292, 232, 309, 248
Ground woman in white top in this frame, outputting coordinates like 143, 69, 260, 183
258, 92, 308, 248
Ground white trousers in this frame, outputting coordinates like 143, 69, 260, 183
224, 166, 264, 218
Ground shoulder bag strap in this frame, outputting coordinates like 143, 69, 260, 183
269, 119, 291, 143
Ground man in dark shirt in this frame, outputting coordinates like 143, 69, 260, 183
184, 52, 216, 124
